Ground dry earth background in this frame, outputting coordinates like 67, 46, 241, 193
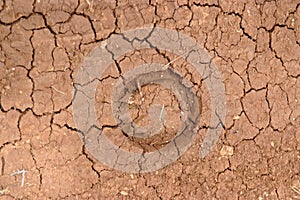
0, 0, 300, 199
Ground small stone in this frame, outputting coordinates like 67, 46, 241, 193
0, 188, 9, 194
220, 145, 234, 156
120, 191, 128, 196
233, 115, 240, 120
128, 100, 134, 105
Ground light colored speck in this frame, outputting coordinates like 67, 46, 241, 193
263, 191, 269, 197
120, 191, 128, 196
0, 188, 9, 194
128, 100, 134, 105
270, 141, 275, 147
233, 115, 240, 120
4, 85, 10, 90
220, 145, 234, 156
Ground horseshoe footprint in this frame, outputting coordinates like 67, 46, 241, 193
72, 27, 226, 173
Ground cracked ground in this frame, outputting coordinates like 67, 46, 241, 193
0, 0, 300, 199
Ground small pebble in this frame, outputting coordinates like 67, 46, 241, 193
220, 145, 234, 156
233, 115, 240, 120
120, 191, 128, 196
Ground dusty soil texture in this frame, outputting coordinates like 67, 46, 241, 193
1, 0, 300, 199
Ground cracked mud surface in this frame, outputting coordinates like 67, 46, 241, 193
0, 0, 299, 199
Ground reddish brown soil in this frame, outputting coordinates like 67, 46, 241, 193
0, 0, 300, 199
